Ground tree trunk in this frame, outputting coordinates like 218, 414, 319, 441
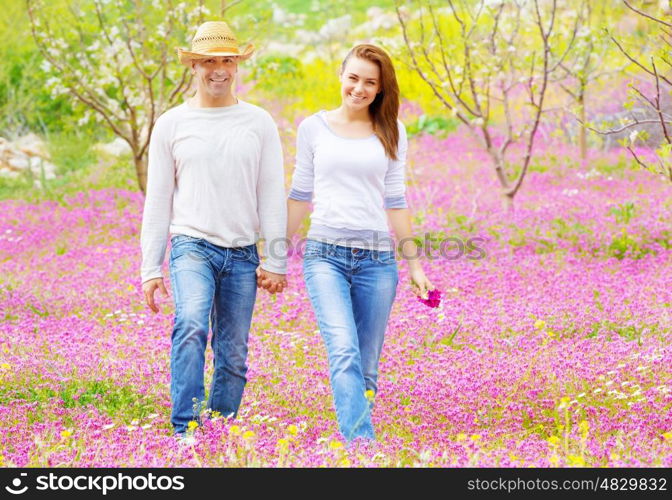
492, 154, 515, 212
135, 155, 147, 194
579, 90, 587, 161
503, 192, 514, 212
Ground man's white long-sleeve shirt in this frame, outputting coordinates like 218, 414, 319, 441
140, 100, 287, 283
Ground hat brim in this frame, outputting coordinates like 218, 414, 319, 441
177, 44, 254, 65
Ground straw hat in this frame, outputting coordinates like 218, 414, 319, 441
177, 21, 254, 65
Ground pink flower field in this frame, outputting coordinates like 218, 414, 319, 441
1, 130, 671, 467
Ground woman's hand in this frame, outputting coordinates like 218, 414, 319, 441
409, 265, 434, 299
256, 267, 287, 294
385, 207, 435, 299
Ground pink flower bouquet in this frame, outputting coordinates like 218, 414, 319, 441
417, 289, 441, 308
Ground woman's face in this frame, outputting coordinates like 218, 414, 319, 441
339, 56, 381, 111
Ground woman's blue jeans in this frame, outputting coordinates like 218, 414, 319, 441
168, 235, 258, 435
302, 240, 398, 441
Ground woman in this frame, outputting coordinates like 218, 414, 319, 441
286, 44, 434, 442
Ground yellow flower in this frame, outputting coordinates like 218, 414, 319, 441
365, 389, 375, 402
61, 430, 72, 439
211, 411, 222, 419
549, 454, 560, 466
558, 396, 571, 409
242, 430, 255, 440
610, 453, 621, 461
0, 363, 9, 370
329, 440, 344, 450
187, 420, 199, 432
547, 436, 560, 447
339, 457, 351, 467
546, 330, 557, 338
534, 319, 546, 330
470, 434, 482, 442
456, 433, 467, 442
662, 431, 672, 441
229, 425, 241, 436
578, 420, 589, 434
567, 454, 585, 467
277, 438, 289, 451
286, 424, 299, 436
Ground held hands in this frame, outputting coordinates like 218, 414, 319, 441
142, 278, 169, 313
256, 267, 287, 294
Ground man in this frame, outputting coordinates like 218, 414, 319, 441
140, 21, 287, 440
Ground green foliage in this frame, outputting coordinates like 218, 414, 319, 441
0, 1, 83, 136
0, 171, 35, 201
609, 201, 636, 224
254, 57, 341, 118
653, 230, 672, 250
251, 55, 303, 93
550, 217, 588, 244
48, 132, 99, 175
269, 0, 395, 30
0, 378, 156, 420
406, 114, 459, 138
0, 131, 135, 203
586, 320, 650, 344
488, 208, 666, 261
607, 229, 652, 260
590, 155, 637, 177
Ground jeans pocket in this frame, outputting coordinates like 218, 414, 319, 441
230, 245, 260, 266
170, 235, 203, 260
171, 234, 199, 246
373, 250, 397, 265
303, 241, 328, 259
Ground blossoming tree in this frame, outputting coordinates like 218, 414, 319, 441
596, 0, 672, 182
26, 0, 215, 193
554, 0, 625, 160
395, 0, 579, 209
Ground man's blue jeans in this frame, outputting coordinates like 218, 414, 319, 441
168, 235, 258, 435
302, 240, 398, 441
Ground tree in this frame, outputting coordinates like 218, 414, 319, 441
589, 0, 672, 181
554, 0, 625, 161
395, 0, 578, 209
26, 0, 220, 193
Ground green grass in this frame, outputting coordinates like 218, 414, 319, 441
0, 378, 157, 421
0, 132, 138, 202
47, 132, 99, 176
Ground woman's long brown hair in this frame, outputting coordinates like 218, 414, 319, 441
341, 44, 400, 160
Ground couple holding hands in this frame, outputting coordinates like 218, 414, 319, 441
140, 21, 434, 444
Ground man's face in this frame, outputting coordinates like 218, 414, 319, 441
191, 56, 238, 99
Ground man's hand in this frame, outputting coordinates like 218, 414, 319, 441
142, 278, 169, 313
256, 268, 287, 294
